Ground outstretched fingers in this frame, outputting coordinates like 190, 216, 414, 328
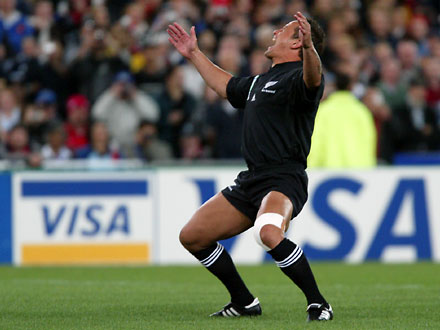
294, 12, 309, 34
174, 22, 188, 36
168, 37, 177, 47
167, 24, 181, 38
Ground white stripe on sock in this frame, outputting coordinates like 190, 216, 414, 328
200, 243, 224, 268
279, 249, 303, 268
200, 243, 221, 265
204, 245, 224, 268
275, 246, 303, 268
275, 246, 300, 266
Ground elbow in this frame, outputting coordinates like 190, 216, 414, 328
219, 75, 232, 99
213, 84, 228, 99
218, 89, 228, 99
304, 77, 322, 89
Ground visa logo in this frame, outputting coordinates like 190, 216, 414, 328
42, 204, 130, 236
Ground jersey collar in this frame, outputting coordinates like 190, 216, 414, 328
269, 61, 302, 73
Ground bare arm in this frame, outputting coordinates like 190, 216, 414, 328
167, 23, 232, 98
294, 12, 322, 89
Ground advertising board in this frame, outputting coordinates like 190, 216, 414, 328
12, 172, 153, 265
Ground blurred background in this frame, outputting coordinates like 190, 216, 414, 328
0, 0, 439, 168
1, 0, 440, 266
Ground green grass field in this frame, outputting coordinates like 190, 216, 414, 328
0, 263, 438, 329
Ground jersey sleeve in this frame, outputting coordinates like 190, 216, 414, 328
289, 72, 325, 109
226, 76, 255, 109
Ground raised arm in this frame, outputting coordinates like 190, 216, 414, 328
294, 12, 322, 89
167, 23, 232, 99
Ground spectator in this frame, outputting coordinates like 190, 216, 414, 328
92, 5, 111, 30
362, 87, 392, 163
30, 0, 63, 48
377, 58, 407, 112
76, 121, 120, 160
0, 0, 34, 54
422, 57, 440, 114
205, 87, 244, 159
0, 0, 437, 167
4, 124, 41, 167
180, 123, 205, 160
39, 41, 69, 112
366, 5, 396, 47
64, 94, 90, 152
1, 36, 42, 94
5, 124, 29, 158
396, 39, 422, 85
248, 49, 271, 76
407, 15, 430, 56
254, 23, 276, 51
386, 77, 440, 158
41, 122, 72, 161
0, 88, 21, 141
119, 2, 148, 43
68, 21, 127, 103
155, 65, 197, 157
22, 88, 58, 145
134, 35, 170, 96
129, 120, 173, 162
390, 5, 408, 41
68, 0, 91, 29
92, 71, 159, 154
308, 73, 377, 168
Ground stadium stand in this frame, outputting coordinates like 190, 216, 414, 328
0, 0, 439, 168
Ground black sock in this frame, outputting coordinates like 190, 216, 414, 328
192, 243, 254, 307
268, 238, 326, 305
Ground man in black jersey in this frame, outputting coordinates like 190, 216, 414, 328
167, 12, 332, 321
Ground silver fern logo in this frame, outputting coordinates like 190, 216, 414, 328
264, 81, 278, 89
262, 81, 278, 94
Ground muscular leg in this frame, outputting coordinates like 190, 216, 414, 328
256, 191, 327, 306
256, 191, 293, 249
180, 192, 252, 252
179, 192, 256, 307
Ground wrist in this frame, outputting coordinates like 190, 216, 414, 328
188, 47, 201, 61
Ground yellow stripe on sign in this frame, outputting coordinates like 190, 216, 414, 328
21, 243, 150, 265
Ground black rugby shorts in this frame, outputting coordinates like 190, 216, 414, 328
221, 164, 308, 222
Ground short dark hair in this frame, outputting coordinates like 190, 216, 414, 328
308, 18, 326, 55
335, 72, 351, 91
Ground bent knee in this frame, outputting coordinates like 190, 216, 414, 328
259, 224, 283, 247
179, 225, 195, 248
253, 213, 284, 250
179, 224, 213, 252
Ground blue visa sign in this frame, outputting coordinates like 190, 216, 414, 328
155, 167, 440, 263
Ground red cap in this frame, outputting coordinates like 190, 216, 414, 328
67, 94, 89, 112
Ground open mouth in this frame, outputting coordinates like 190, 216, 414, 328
266, 37, 276, 51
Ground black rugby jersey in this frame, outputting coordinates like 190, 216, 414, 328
226, 61, 324, 169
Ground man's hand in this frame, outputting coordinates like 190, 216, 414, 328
167, 23, 198, 59
294, 11, 322, 88
294, 12, 312, 49
167, 22, 232, 99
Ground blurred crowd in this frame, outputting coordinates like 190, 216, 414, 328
0, 0, 440, 168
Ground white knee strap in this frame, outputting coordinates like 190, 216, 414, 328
253, 213, 284, 251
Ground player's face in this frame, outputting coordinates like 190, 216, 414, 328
265, 21, 300, 59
